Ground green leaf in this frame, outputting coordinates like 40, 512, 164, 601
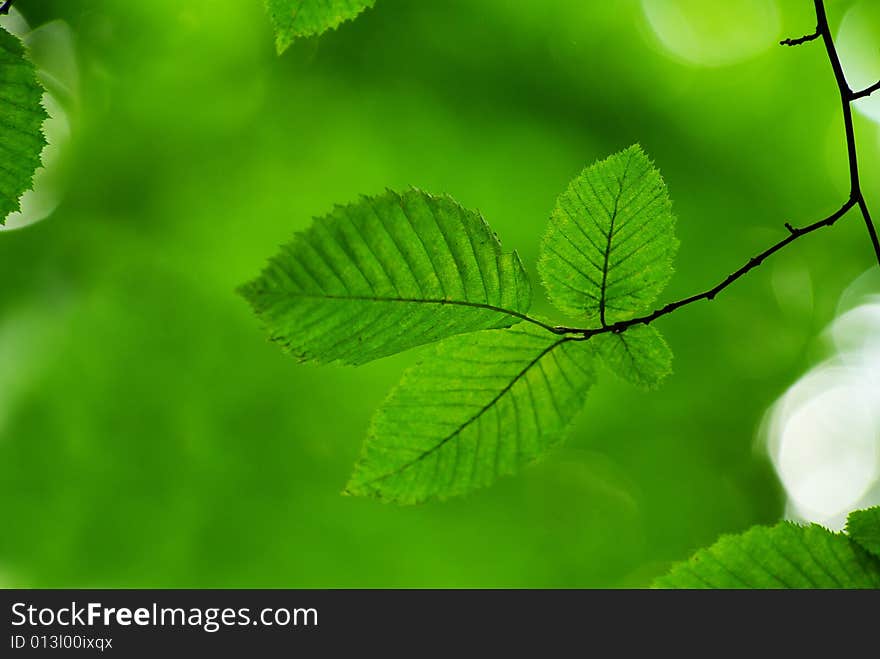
654, 521, 880, 589
264, 0, 376, 53
240, 189, 532, 366
538, 145, 678, 324
0, 26, 47, 225
345, 323, 595, 503
593, 325, 673, 390
847, 507, 880, 560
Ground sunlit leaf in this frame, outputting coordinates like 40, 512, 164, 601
847, 506, 880, 560
240, 188, 532, 365
538, 145, 678, 324
345, 323, 595, 503
593, 325, 673, 390
654, 520, 880, 589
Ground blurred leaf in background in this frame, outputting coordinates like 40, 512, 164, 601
2, 0, 879, 587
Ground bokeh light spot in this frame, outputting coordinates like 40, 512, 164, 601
641, 0, 781, 67
764, 271, 880, 529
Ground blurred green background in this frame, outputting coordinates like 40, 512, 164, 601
2, 0, 879, 587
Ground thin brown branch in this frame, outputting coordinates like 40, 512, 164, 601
780, 29, 819, 47
851, 80, 880, 101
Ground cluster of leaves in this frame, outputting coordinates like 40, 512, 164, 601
242, 145, 679, 503
0, 22, 46, 225
656, 506, 880, 589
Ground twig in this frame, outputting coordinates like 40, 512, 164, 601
0, 1, 15, 16
851, 80, 880, 101
780, 29, 819, 47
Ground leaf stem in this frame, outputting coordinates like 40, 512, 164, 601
549, 0, 880, 339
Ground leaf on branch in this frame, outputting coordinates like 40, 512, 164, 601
538, 145, 678, 324
0, 26, 47, 226
264, 0, 376, 53
345, 323, 595, 503
239, 188, 532, 366
593, 325, 672, 390
847, 506, 880, 560
654, 520, 880, 589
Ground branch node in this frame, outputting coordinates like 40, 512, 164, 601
784, 222, 797, 235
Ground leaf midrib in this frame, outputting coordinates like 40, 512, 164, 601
252, 290, 544, 328
598, 153, 634, 326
